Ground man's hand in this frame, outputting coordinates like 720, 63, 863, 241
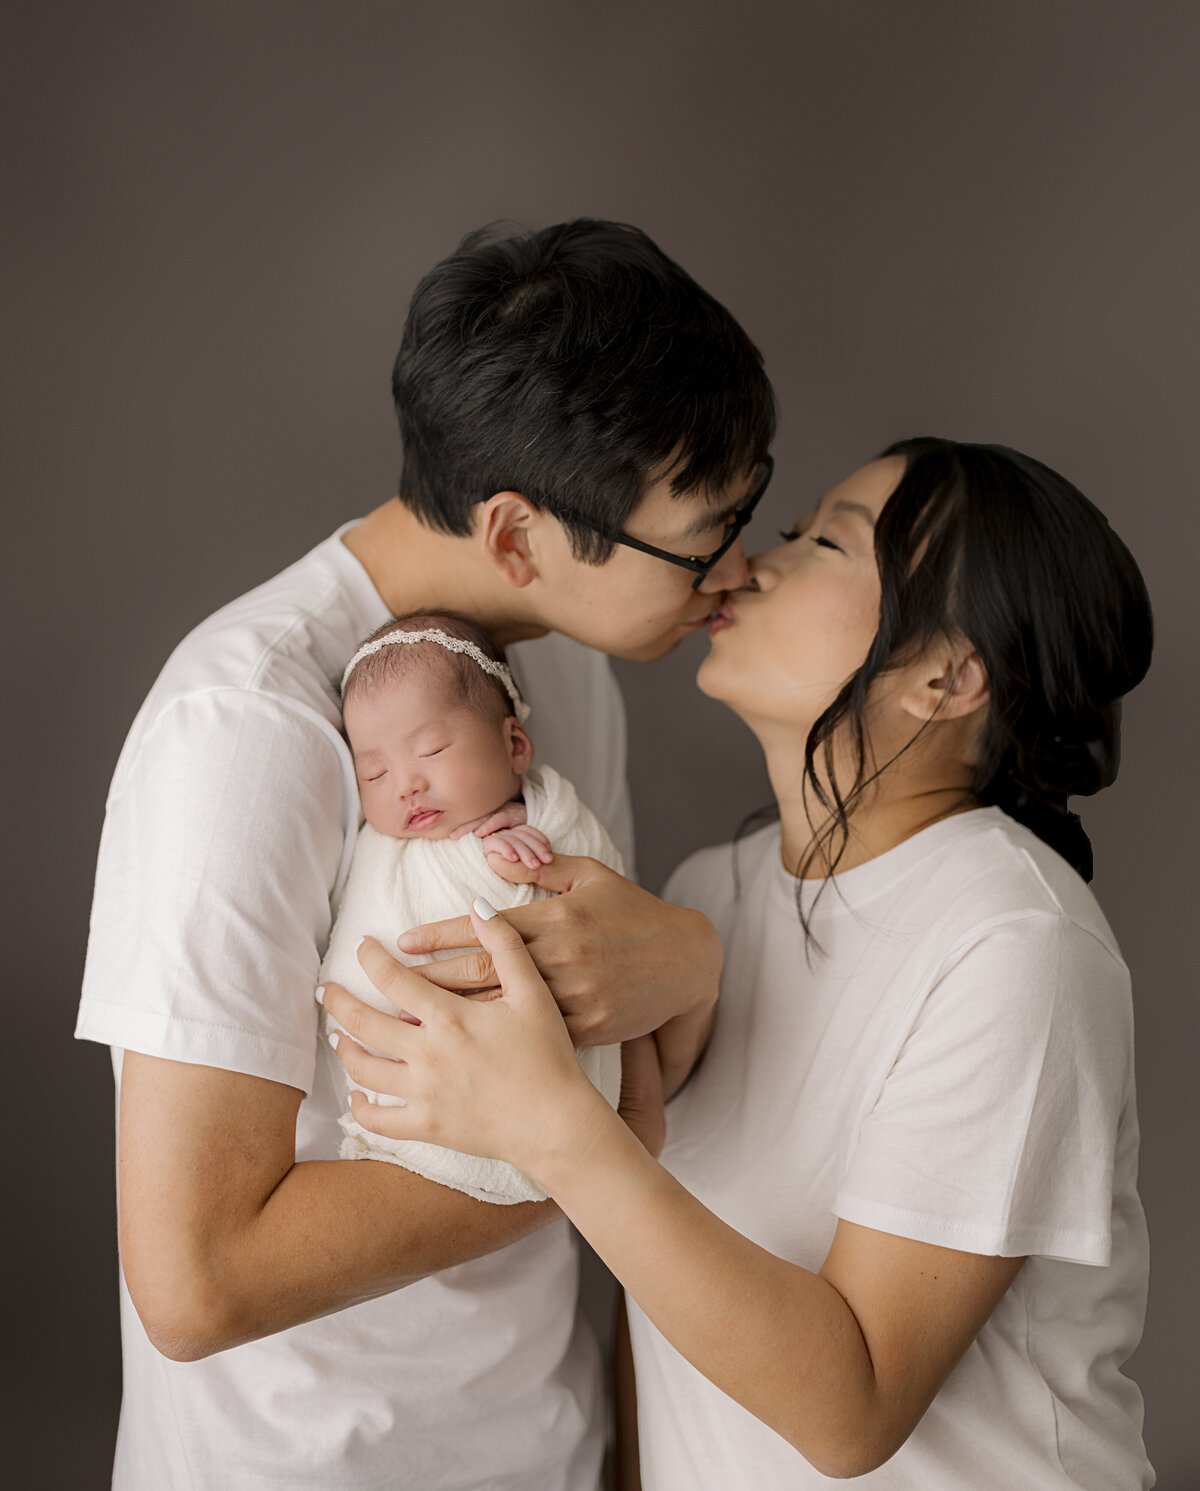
616, 1034, 666, 1158
396, 855, 722, 1048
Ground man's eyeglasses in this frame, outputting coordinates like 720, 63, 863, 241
560, 455, 774, 589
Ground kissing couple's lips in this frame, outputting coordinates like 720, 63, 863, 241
706, 598, 737, 636
686, 596, 733, 630
405, 807, 444, 831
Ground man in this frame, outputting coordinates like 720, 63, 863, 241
77, 219, 776, 1489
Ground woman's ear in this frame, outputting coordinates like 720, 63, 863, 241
899, 644, 990, 723
506, 718, 534, 774
477, 493, 541, 589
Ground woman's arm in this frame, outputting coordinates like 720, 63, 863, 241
325, 916, 1024, 1479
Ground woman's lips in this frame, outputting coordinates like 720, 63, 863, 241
406, 808, 444, 830
707, 600, 736, 636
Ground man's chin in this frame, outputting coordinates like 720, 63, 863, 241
617, 615, 720, 663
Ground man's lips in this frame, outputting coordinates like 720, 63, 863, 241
686, 599, 731, 631
405, 807, 444, 830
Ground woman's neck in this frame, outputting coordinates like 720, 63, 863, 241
757, 725, 978, 880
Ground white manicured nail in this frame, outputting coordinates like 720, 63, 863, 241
328, 1031, 341, 1051
314, 985, 326, 1005
472, 896, 498, 920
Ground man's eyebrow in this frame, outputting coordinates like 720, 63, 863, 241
677, 498, 742, 541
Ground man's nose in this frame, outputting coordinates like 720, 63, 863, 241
699, 536, 750, 594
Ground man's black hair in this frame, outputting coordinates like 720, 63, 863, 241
392, 219, 777, 562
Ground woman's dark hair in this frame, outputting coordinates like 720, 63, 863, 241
392, 219, 777, 561
779, 438, 1153, 922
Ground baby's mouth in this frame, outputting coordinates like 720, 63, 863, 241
406, 807, 444, 831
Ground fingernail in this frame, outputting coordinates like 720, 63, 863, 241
314, 985, 326, 1005
356, 935, 368, 951
472, 896, 498, 920
328, 1031, 341, 1051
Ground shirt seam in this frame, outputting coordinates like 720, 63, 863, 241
834, 1190, 1111, 1259
105, 685, 347, 814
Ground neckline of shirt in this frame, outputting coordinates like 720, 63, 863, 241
769, 806, 1009, 917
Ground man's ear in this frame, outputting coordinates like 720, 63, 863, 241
477, 493, 541, 589
898, 644, 990, 723
506, 717, 534, 774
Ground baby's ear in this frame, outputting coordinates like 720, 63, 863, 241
506, 717, 534, 773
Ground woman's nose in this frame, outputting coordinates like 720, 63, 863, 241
744, 550, 776, 589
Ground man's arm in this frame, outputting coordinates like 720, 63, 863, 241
117, 1053, 557, 1362
398, 854, 722, 1053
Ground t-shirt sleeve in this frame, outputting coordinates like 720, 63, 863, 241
76, 688, 352, 1093
834, 911, 1133, 1266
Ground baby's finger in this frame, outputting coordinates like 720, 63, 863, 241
511, 826, 554, 864
471, 810, 516, 837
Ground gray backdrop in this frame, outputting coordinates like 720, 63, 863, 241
5, 2, 1197, 1485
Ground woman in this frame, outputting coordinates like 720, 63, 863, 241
324, 438, 1154, 1488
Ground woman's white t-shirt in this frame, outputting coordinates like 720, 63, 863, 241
628, 810, 1151, 1490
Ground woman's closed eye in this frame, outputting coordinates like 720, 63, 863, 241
778, 526, 842, 552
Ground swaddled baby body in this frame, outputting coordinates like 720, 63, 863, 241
321, 611, 624, 1203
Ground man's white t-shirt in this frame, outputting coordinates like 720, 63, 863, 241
76, 523, 634, 1491
630, 810, 1152, 1491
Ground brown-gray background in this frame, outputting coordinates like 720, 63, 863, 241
4, 2, 1196, 1485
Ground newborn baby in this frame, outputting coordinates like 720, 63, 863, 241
321, 611, 624, 1203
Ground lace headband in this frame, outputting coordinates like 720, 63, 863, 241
340, 628, 531, 722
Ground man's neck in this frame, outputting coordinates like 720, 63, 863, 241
342, 498, 549, 647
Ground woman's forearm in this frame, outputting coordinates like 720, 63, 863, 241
536, 1105, 884, 1478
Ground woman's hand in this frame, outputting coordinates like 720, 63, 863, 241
321, 903, 615, 1181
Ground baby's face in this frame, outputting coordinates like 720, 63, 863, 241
344, 671, 531, 840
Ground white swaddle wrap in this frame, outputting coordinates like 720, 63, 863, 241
321, 764, 624, 1203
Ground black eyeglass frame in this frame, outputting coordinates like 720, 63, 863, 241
556, 455, 774, 589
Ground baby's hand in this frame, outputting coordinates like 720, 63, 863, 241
482, 824, 554, 880
449, 800, 528, 840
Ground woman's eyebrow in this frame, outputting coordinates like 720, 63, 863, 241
827, 498, 877, 527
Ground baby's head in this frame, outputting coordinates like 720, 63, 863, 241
341, 613, 533, 840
